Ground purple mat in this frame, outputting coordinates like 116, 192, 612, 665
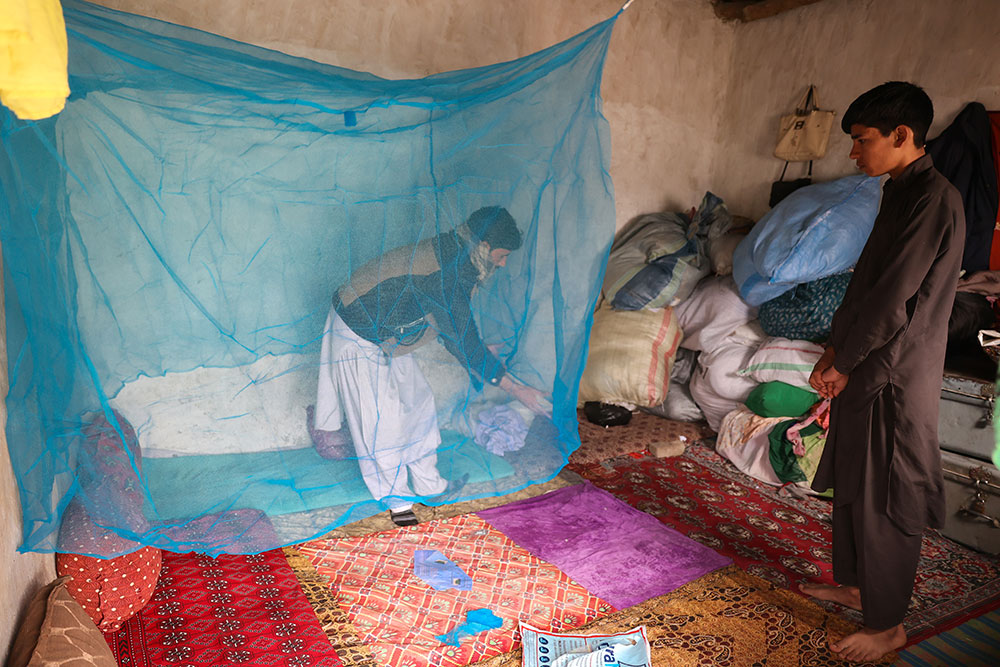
477, 481, 731, 609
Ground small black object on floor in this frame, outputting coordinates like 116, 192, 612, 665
390, 509, 419, 527
583, 401, 632, 427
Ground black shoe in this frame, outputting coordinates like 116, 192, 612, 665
390, 509, 419, 527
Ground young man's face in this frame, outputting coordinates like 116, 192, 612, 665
848, 124, 906, 178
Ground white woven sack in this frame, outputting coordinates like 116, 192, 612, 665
739, 337, 824, 390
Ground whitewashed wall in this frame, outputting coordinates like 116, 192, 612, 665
714, 0, 1000, 218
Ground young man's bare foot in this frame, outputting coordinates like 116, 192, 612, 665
799, 583, 863, 611
830, 624, 905, 663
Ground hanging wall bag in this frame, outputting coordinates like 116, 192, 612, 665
774, 85, 836, 162
770, 85, 836, 207
769, 160, 813, 208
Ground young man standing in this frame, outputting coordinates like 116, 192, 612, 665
804, 82, 965, 662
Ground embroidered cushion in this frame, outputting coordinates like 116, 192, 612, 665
56, 501, 161, 633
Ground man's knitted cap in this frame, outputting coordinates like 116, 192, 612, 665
466, 206, 522, 251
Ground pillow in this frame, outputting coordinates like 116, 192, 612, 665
56, 501, 162, 633
81, 409, 142, 479
77, 411, 150, 532
6, 576, 117, 667
739, 337, 825, 391
578, 303, 681, 407
733, 174, 880, 306
745, 381, 818, 418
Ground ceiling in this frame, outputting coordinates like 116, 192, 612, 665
712, 0, 827, 22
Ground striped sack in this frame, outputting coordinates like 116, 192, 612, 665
578, 303, 681, 407
738, 337, 824, 391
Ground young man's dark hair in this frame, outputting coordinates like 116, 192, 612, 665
840, 81, 934, 146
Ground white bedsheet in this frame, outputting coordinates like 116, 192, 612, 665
110, 346, 527, 458
111, 354, 316, 458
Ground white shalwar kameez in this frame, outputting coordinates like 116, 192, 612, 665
315, 308, 447, 512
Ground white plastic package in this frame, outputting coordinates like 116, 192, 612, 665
520, 623, 651, 667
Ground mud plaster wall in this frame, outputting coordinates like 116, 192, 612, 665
0, 247, 56, 659
716, 0, 1000, 218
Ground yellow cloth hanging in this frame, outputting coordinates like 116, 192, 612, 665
0, 0, 70, 120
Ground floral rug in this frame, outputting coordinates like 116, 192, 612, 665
571, 410, 714, 466
570, 443, 1000, 646
469, 565, 893, 667
295, 513, 615, 667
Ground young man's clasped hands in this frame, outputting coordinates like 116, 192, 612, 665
808, 346, 849, 399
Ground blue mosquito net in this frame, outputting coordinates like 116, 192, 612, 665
1, 0, 618, 557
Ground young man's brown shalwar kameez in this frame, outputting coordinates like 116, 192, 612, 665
812, 154, 965, 630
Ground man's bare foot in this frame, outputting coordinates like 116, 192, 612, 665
830, 624, 905, 663
799, 583, 863, 611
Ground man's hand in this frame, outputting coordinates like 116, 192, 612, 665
809, 346, 836, 396
809, 346, 850, 399
499, 375, 552, 417
819, 365, 849, 398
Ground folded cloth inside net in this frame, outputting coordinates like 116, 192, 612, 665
474, 404, 530, 456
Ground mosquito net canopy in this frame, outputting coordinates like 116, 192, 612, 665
1, 0, 618, 557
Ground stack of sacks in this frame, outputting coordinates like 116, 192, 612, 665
674, 275, 763, 430
641, 348, 702, 422
713, 338, 833, 495
580, 193, 739, 416
733, 174, 879, 307
602, 192, 734, 310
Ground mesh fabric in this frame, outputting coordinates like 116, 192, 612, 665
1, 0, 618, 556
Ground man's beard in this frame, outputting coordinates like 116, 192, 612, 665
469, 240, 498, 283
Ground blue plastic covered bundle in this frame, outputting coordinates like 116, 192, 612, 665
733, 175, 881, 306
0, 1, 620, 555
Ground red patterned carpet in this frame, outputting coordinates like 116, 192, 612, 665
106, 549, 342, 666
570, 442, 1000, 646
296, 513, 614, 667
